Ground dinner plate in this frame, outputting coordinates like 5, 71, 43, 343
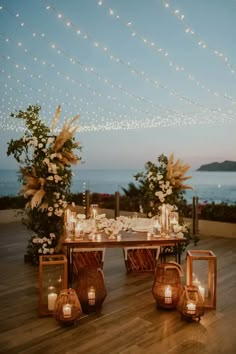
132, 227, 152, 232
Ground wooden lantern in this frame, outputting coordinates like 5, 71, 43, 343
178, 285, 204, 321
38, 255, 67, 317
152, 261, 184, 309
54, 288, 82, 326
186, 250, 217, 309
76, 267, 107, 313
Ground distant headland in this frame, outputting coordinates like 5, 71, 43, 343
197, 160, 236, 171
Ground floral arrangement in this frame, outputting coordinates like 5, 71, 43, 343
134, 154, 192, 218
7, 105, 81, 263
134, 153, 197, 247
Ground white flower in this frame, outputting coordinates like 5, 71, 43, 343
38, 248, 42, 254
48, 206, 53, 211
49, 248, 54, 254
49, 233, 56, 239
48, 212, 53, 216
50, 153, 57, 160
173, 224, 183, 233
77, 214, 86, 220
54, 203, 59, 208
47, 176, 54, 181
54, 175, 62, 182
149, 183, 154, 190
38, 143, 43, 148
47, 137, 55, 144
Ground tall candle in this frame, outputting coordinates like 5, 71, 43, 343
161, 205, 166, 228
165, 207, 169, 232
186, 302, 196, 315
62, 304, 72, 318
48, 292, 57, 311
88, 286, 96, 306
164, 286, 172, 304
198, 285, 205, 300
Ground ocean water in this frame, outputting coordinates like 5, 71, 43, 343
0, 169, 236, 205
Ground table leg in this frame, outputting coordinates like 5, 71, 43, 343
177, 243, 181, 264
67, 246, 72, 288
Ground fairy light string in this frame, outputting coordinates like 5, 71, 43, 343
41, 1, 236, 112
161, 0, 236, 75
95, 0, 236, 106
1, 22, 219, 127
3, 1, 230, 118
0, 3, 235, 132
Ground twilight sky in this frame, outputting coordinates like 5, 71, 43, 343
0, 0, 236, 170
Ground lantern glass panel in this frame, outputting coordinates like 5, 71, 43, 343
39, 255, 67, 316
186, 250, 217, 309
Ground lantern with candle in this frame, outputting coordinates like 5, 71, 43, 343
152, 261, 184, 309
178, 285, 204, 321
54, 288, 82, 326
90, 204, 99, 219
186, 250, 217, 309
65, 209, 77, 238
76, 267, 107, 313
38, 254, 67, 317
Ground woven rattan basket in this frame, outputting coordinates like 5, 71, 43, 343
54, 288, 82, 326
177, 285, 204, 321
76, 267, 107, 313
152, 261, 184, 309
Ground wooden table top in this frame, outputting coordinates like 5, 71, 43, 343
62, 231, 186, 248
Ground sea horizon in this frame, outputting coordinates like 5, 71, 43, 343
0, 168, 236, 205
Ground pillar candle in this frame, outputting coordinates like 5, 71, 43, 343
48, 292, 57, 311
164, 286, 172, 304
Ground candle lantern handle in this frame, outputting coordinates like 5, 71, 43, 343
164, 261, 184, 277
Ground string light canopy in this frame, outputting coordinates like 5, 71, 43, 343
0, 1, 235, 133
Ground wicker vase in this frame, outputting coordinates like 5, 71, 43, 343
54, 288, 82, 326
152, 261, 184, 309
76, 267, 107, 314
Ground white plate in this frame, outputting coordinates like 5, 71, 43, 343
132, 227, 151, 232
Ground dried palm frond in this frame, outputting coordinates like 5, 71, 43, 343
60, 151, 79, 165
39, 202, 49, 211
20, 169, 46, 209
53, 114, 80, 152
51, 105, 61, 132
31, 188, 46, 208
167, 153, 193, 190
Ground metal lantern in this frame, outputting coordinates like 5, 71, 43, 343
178, 285, 204, 321
186, 250, 217, 309
76, 267, 107, 313
54, 288, 82, 326
38, 255, 67, 317
152, 261, 184, 309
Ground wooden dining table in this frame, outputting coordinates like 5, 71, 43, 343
62, 231, 187, 287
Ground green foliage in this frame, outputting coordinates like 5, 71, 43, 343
6, 105, 81, 263
133, 154, 188, 217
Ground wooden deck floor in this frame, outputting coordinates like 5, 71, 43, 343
0, 221, 236, 354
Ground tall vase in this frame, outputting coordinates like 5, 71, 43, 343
160, 204, 171, 236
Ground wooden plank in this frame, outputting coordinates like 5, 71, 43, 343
0, 222, 236, 353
